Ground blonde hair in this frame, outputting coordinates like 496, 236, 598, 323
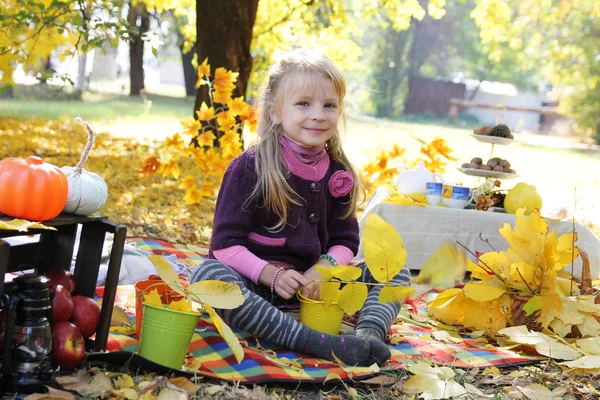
250, 48, 361, 232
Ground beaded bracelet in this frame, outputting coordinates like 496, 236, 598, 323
270, 267, 286, 303
319, 254, 338, 266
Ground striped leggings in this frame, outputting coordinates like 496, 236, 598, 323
190, 259, 411, 352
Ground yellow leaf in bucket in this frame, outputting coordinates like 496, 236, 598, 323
319, 282, 341, 302
379, 285, 415, 304
338, 283, 368, 315
363, 214, 407, 283
203, 303, 244, 363
168, 298, 193, 312
144, 289, 163, 307
331, 265, 362, 281
148, 256, 185, 295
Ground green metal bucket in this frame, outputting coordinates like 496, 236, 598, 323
138, 303, 200, 369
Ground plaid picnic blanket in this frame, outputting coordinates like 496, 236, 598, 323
98, 237, 546, 383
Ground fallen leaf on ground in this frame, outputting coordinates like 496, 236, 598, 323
404, 362, 467, 400
535, 341, 580, 360
0, 219, 57, 232
560, 355, 600, 369
25, 387, 76, 399
431, 330, 464, 344
517, 383, 563, 400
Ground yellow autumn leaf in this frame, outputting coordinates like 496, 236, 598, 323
575, 338, 600, 355
147, 256, 185, 295
378, 285, 415, 304
576, 314, 600, 337
115, 374, 134, 389
319, 281, 340, 302
555, 232, 580, 268
429, 289, 511, 332
404, 362, 467, 399
167, 298, 193, 313
315, 265, 334, 281
109, 325, 136, 335
0, 219, 57, 232
522, 296, 543, 316
463, 280, 507, 302
561, 355, 600, 369
338, 283, 368, 315
415, 242, 467, 288
330, 265, 362, 281
478, 251, 512, 279
144, 289, 163, 307
535, 341, 580, 360
187, 280, 245, 309
324, 372, 342, 383
111, 388, 139, 400
203, 303, 244, 363
363, 213, 407, 283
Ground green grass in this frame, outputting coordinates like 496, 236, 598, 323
0, 91, 192, 122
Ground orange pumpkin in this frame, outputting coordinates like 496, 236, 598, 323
0, 156, 69, 221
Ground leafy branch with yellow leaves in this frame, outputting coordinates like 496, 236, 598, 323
305, 214, 430, 316
428, 208, 600, 337
140, 58, 258, 206
361, 137, 457, 196
147, 256, 246, 363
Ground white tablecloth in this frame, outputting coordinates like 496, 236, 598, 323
356, 188, 600, 279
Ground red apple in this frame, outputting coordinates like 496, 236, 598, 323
70, 296, 101, 339
43, 269, 76, 294
52, 285, 74, 322
52, 322, 86, 370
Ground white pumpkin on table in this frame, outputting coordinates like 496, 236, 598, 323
61, 119, 108, 216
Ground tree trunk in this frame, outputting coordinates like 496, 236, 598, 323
128, 2, 150, 96
76, 52, 87, 93
180, 43, 196, 97
194, 0, 259, 114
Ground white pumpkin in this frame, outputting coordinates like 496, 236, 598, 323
61, 119, 108, 215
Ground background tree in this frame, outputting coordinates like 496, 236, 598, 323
470, 0, 600, 142
361, 0, 543, 118
128, 1, 151, 96
0, 0, 129, 92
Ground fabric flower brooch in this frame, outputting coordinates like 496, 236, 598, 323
328, 170, 354, 197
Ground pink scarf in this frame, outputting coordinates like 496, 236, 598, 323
280, 136, 326, 166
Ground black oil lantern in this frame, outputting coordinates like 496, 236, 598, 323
1, 274, 54, 395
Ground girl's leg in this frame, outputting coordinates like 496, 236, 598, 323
350, 261, 412, 365
355, 261, 412, 339
190, 260, 370, 366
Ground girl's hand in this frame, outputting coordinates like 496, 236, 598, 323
274, 269, 308, 300
300, 264, 331, 300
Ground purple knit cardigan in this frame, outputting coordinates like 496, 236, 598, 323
208, 146, 359, 272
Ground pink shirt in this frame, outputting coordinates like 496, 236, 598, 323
214, 244, 354, 283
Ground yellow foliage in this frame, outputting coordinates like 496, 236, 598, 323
363, 213, 407, 283
428, 209, 591, 336
203, 303, 244, 363
144, 59, 256, 206
167, 298, 193, 312
360, 137, 457, 196
415, 242, 468, 288
143, 289, 163, 307
338, 283, 368, 315
378, 285, 415, 304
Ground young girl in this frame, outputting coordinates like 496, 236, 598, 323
190, 49, 411, 366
